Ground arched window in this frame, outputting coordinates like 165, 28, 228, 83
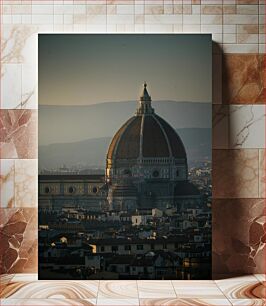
68, 186, 75, 194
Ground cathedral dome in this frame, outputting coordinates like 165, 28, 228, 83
107, 83, 187, 161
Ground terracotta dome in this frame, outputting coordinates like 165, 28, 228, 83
107, 83, 187, 161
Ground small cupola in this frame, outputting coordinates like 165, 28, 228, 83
136, 82, 154, 115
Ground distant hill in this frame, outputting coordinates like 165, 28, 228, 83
39, 128, 211, 170
39, 101, 211, 146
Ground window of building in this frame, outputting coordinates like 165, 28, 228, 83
68, 186, 75, 194
92, 186, 98, 194
100, 246, 105, 252
111, 245, 118, 252
176, 169, 179, 177
163, 243, 167, 249
44, 186, 51, 194
125, 245, 131, 251
152, 170, 159, 177
123, 169, 132, 176
137, 244, 143, 250
150, 244, 154, 250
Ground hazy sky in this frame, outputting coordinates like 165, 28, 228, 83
39, 34, 212, 106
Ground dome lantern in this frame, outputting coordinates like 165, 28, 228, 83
137, 82, 154, 115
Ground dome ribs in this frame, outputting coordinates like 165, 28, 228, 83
155, 115, 187, 159
116, 116, 142, 159
107, 117, 135, 159
142, 115, 170, 157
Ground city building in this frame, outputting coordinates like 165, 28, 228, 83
38, 84, 210, 280
39, 83, 201, 212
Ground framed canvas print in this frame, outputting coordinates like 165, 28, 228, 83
38, 34, 212, 280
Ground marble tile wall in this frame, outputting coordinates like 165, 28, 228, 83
0, 0, 265, 279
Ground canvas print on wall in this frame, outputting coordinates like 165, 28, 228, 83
38, 34, 212, 280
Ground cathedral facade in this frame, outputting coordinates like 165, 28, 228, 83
39, 84, 201, 212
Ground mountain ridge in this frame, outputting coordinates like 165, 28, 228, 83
39, 101, 212, 146
39, 128, 211, 170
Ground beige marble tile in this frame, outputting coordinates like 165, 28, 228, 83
96, 299, 139, 305
259, 150, 265, 198
201, 5, 223, 15
1, 25, 36, 65
237, 25, 259, 34
183, 24, 200, 32
183, 14, 200, 24
1, 64, 22, 109
144, 24, 173, 33
1, 281, 99, 299
183, 5, 192, 15
224, 14, 258, 25
215, 276, 265, 299
73, 5, 86, 15
173, 4, 183, 14
192, 5, 200, 14
0, 110, 37, 159
213, 105, 229, 148
164, 4, 174, 15
259, 4, 265, 14
223, 24, 237, 34
31, 14, 54, 25
137, 281, 176, 299
237, 0, 258, 4
201, 24, 223, 34
223, 4, 237, 15
21, 62, 37, 109
237, 33, 259, 44
229, 105, 265, 149
213, 149, 259, 198
223, 33, 237, 43
201, 0, 223, 4
222, 43, 258, 53
213, 52, 222, 104
32, 4, 53, 15
98, 281, 138, 299
236, 4, 259, 15
116, 4, 134, 15
144, 5, 164, 15
139, 298, 232, 305
223, 54, 264, 104
201, 15, 223, 25
87, 5, 107, 15
258, 44, 265, 54
172, 280, 225, 298
11, 274, 38, 283
229, 300, 266, 306
107, 14, 134, 25
14, 159, 37, 208
0, 159, 15, 208
144, 14, 182, 25
116, 24, 135, 32
0, 274, 15, 294
254, 274, 266, 283
0, 299, 97, 305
